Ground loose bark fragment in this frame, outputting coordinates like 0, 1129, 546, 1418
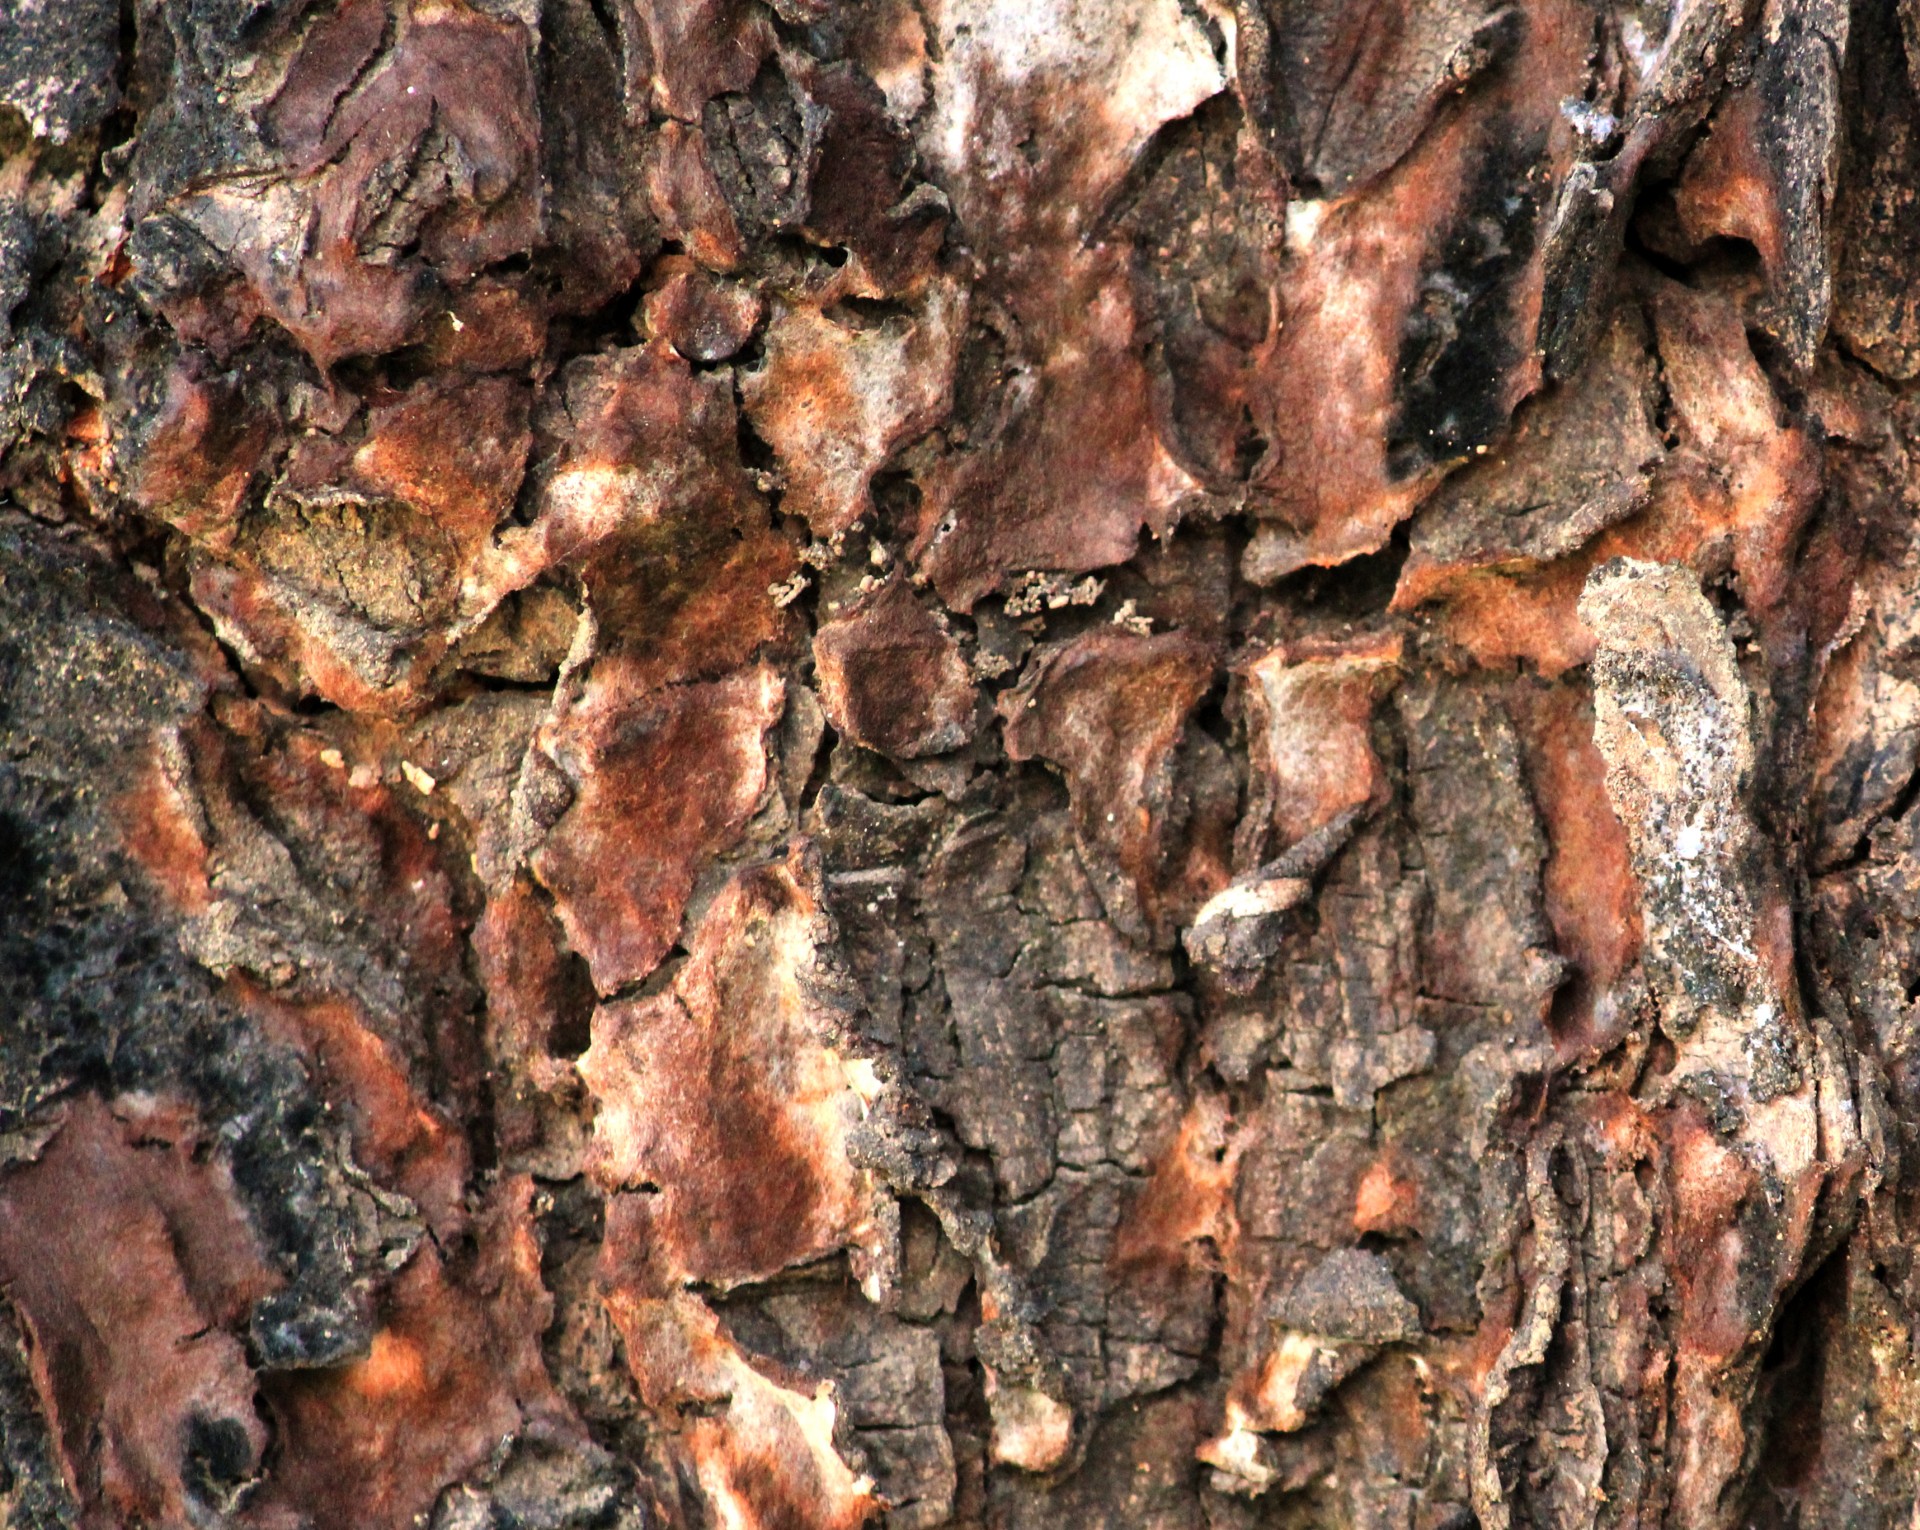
1185, 632, 1401, 987
531, 660, 786, 994
1672, 0, 1848, 372
814, 576, 980, 759
1001, 629, 1219, 946
1409, 279, 1821, 676
1396, 307, 1666, 609
742, 280, 963, 540
0, 1096, 275, 1527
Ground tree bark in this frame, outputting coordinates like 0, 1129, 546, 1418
0, 0, 1916, 1526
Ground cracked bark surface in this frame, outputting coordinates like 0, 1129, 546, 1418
4, 0, 1920, 1526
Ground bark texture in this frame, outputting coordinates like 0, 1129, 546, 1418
1, 0, 1919, 1526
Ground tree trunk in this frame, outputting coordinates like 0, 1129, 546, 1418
1, 0, 1916, 1525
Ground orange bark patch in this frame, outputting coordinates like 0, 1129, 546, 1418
906, 1, 1219, 608
351, 374, 532, 549
602, 1290, 880, 1530
1510, 679, 1645, 1058
129, 358, 273, 544
1352, 1155, 1420, 1238
1114, 1093, 1238, 1282
583, 852, 890, 1289
532, 659, 785, 993
116, 735, 213, 914
346, 1331, 429, 1401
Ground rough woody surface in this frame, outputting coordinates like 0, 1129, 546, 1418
3, 0, 1920, 1526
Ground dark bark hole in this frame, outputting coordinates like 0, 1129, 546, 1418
547, 948, 599, 1059
1258, 521, 1413, 621
182, 1411, 255, 1507
0, 810, 37, 901
1751, 1243, 1848, 1508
